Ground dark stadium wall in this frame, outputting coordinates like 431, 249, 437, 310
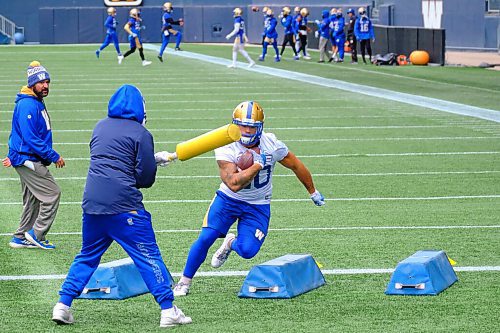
0, 0, 497, 49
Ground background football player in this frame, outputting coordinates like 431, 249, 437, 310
329, 8, 345, 63
259, 9, 280, 62
346, 8, 358, 64
296, 8, 311, 59
158, 2, 184, 62
354, 7, 375, 64
172, 101, 325, 297
225, 8, 255, 68
122, 8, 151, 66
95, 7, 123, 62
279, 7, 299, 60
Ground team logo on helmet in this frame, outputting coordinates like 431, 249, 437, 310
233, 7, 242, 17
163, 2, 173, 12
232, 101, 265, 146
130, 8, 141, 18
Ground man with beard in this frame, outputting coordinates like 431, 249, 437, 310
2, 61, 65, 250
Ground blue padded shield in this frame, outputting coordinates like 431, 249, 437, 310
385, 250, 458, 296
238, 254, 325, 299
77, 257, 173, 300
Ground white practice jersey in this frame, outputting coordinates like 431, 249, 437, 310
215, 132, 289, 205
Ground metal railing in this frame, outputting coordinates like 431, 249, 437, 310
0, 13, 24, 44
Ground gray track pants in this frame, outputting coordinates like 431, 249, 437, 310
14, 162, 61, 241
319, 36, 329, 62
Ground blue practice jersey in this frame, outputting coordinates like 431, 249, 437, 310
332, 16, 345, 37
264, 16, 278, 39
354, 16, 374, 40
280, 15, 294, 35
317, 17, 330, 38
127, 17, 141, 35
234, 16, 245, 42
104, 15, 117, 34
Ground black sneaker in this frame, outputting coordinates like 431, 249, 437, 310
175, 47, 182, 51
328, 57, 334, 63
157, 55, 163, 62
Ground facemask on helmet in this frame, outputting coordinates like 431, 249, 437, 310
232, 101, 265, 146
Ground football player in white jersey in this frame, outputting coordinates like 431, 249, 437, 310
173, 101, 325, 297
226, 8, 255, 68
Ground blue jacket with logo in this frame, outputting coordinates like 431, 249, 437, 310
82, 85, 157, 215
354, 15, 374, 40
7, 86, 60, 167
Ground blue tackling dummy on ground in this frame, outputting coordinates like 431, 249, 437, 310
77, 257, 174, 300
385, 250, 458, 296
239, 254, 325, 299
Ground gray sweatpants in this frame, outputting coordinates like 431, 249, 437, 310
319, 37, 329, 62
14, 162, 61, 241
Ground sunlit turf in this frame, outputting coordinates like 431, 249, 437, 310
0, 45, 498, 332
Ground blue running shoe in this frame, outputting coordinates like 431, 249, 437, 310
293, 55, 299, 60
95, 50, 100, 59
9, 237, 37, 249
24, 229, 55, 250
258, 55, 265, 61
274, 56, 281, 62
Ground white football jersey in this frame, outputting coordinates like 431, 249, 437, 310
215, 132, 289, 204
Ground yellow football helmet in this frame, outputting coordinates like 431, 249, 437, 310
266, 8, 273, 16
294, 6, 301, 14
163, 2, 173, 12
358, 7, 366, 15
330, 8, 337, 15
300, 8, 309, 17
107, 7, 116, 15
130, 8, 140, 18
262, 6, 269, 14
233, 7, 242, 17
282, 7, 291, 15
232, 101, 265, 146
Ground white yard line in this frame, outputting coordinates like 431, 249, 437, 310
143, 44, 500, 123
0, 195, 498, 206
51, 152, 500, 162
1, 225, 499, 237
1, 266, 498, 281
0, 125, 467, 134
1, 170, 499, 182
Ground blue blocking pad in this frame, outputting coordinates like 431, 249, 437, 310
239, 254, 326, 299
385, 250, 458, 296
77, 257, 173, 300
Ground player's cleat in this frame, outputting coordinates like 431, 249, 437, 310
318, 60, 325, 63
24, 229, 55, 250
328, 57, 334, 63
9, 237, 37, 249
293, 55, 299, 60
258, 55, 265, 61
175, 47, 182, 51
157, 55, 163, 62
248, 61, 256, 68
274, 56, 281, 62
227, 63, 236, 68
117, 55, 124, 64
142, 60, 152, 66
335, 59, 344, 63
350, 61, 358, 64
211, 233, 235, 268
160, 306, 192, 328
173, 282, 191, 297
303, 55, 311, 60
95, 50, 100, 59
52, 303, 74, 325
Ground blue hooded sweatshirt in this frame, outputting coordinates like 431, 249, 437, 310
82, 84, 156, 215
7, 86, 60, 167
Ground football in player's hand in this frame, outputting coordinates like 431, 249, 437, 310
236, 150, 254, 170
